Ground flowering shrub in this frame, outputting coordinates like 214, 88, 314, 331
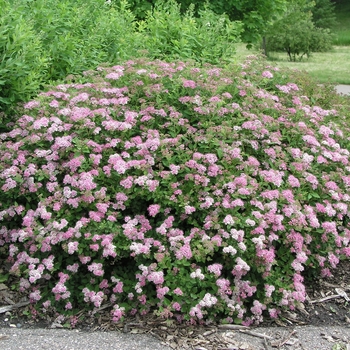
0, 56, 349, 326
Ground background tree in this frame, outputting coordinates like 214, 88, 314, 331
312, 0, 337, 29
263, 0, 334, 61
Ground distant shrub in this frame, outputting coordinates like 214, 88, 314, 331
23, 0, 143, 82
137, 0, 242, 64
113, 0, 287, 44
0, 0, 48, 117
264, 4, 333, 61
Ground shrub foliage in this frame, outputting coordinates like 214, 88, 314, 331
0, 0, 48, 115
0, 57, 349, 326
138, 1, 242, 64
0, 0, 241, 120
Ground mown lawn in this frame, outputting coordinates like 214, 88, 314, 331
234, 44, 350, 85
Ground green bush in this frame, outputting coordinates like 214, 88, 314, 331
113, 0, 288, 44
24, 0, 143, 82
0, 0, 143, 125
0, 0, 48, 117
0, 56, 349, 327
138, 0, 242, 64
1, 0, 241, 123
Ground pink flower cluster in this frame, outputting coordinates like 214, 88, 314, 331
0, 57, 349, 326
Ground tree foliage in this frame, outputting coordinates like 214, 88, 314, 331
312, 0, 337, 29
263, 0, 334, 61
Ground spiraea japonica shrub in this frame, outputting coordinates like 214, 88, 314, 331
0, 56, 349, 326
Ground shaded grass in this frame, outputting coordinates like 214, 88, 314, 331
235, 44, 350, 85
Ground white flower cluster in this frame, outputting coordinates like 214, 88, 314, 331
199, 293, 217, 308
190, 268, 205, 280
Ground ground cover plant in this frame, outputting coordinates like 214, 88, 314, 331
0, 56, 349, 328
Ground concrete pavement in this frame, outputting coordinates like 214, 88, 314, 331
335, 84, 350, 96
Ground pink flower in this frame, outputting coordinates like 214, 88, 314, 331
207, 263, 223, 277
269, 308, 279, 318
120, 176, 133, 189
260, 169, 284, 187
223, 215, 235, 225
288, 175, 300, 188
24, 100, 40, 109
190, 268, 205, 280
147, 271, 164, 285
251, 300, 266, 315
89, 211, 103, 222
175, 244, 192, 259
67, 241, 79, 254
199, 293, 217, 307
106, 71, 124, 80
200, 196, 214, 209
169, 164, 180, 175
183, 80, 196, 88
172, 302, 181, 311
262, 70, 273, 78
184, 205, 196, 214
111, 305, 125, 323
29, 290, 41, 301
96, 203, 109, 213
90, 244, 100, 251
148, 204, 160, 217
328, 253, 339, 268
157, 286, 169, 299
66, 263, 79, 273
264, 284, 275, 297
173, 288, 183, 296
189, 305, 203, 319
146, 179, 159, 192
112, 280, 124, 294
232, 257, 250, 278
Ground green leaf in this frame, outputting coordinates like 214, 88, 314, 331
0, 274, 9, 283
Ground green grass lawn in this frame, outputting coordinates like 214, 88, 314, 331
234, 44, 350, 85
232, 1, 350, 85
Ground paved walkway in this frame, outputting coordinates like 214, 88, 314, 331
1, 325, 350, 350
335, 84, 350, 95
